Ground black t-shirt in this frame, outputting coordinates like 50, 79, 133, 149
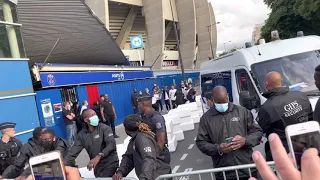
101, 100, 115, 116
62, 109, 74, 125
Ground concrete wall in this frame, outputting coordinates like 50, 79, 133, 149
109, 0, 143, 6
176, 0, 197, 69
208, 2, 217, 58
195, 0, 211, 68
85, 0, 109, 29
143, 0, 165, 69
163, 0, 179, 22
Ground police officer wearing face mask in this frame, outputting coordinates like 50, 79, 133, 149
64, 109, 119, 177
0, 122, 22, 175
196, 86, 262, 180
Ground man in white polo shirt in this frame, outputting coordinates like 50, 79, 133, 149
169, 85, 177, 109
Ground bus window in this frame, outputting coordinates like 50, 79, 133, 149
235, 69, 260, 107
201, 71, 233, 102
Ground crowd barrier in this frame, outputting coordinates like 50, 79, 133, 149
82, 178, 137, 180
155, 162, 278, 180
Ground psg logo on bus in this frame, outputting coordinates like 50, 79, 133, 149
47, 74, 56, 86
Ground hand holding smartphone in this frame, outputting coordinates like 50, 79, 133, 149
286, 121, 320, 170
29, 151, 67, 180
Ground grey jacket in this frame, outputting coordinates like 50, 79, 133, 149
118, 132, 171, 180
196, 103, 262, 179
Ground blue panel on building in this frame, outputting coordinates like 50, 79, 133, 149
40, 71, 154, 88
0, 60, 34, 97
76, 86, 89, 110
35, 89, 67, 140
0, 95, 40, 143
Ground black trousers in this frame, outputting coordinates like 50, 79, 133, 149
105, 115, 116, 136
152, 103, 159, 112
171, 100, 177, 109
95, 166, 117, 177
157, 100, 163, 111
133, 106, 138, 114
164, 100, 171, 111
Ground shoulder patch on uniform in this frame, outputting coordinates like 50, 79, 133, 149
144, 146, 152, 152
156, 122, 162, 129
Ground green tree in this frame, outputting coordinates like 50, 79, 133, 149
261, 0, 320, 42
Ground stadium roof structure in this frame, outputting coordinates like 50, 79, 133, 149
17, 0, 129, 65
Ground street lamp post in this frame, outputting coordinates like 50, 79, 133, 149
207, 22, 220, 59
223, 40, 231, 52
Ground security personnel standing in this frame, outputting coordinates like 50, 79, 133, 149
137, 96, 170, 164
100, 94, 119, 138
258, 71, 313, 161
0, 122, 22, 175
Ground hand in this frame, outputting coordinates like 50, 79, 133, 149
25, 166, 80, 180
249, 133, 320, 180
102, 118, 106, 122
112, 172, 123, 180
219, 143, 233, 153
87, 155, 101, 171
114, 115, 117, 120
231, 135, 246, 150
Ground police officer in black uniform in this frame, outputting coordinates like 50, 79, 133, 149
137, 96, 170, 163
0, 122, 22, 175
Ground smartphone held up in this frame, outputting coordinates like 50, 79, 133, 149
285, 121, 320, 170
29, 151, 67, 180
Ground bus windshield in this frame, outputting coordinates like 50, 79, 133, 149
251, 50, 320, 93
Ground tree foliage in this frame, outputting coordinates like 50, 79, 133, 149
261, 0, 320, 42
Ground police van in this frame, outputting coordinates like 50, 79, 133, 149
200, 34, 320, 113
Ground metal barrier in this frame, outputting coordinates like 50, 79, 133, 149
155, 162, 278, 180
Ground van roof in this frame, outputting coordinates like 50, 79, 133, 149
200, 35, 320, 74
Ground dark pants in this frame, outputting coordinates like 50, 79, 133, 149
105, 115, 116, 136
157, 100, 163, 111
133, 106, 138, 114
165, 100, 171, 111
152, 103, 159, 112
171, 100, 177, 109
163, 146, 171, 164
95, 166, 117, 177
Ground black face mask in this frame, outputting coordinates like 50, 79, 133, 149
41, 141, 54, 150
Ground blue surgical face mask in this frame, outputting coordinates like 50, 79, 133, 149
215, 103, 229, 113
89, 115, 99, 126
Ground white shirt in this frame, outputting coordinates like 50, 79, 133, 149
169, 89, 177, 101
80, 105, 87, 115
164, 91, 169, 100
152, 97, 157, 104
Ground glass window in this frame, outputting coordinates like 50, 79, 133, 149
0, 0, 26, 58
201, 71, 233, 102
251, 50, 320, 93
0, 24, 26, 58
235, 69, 258, 96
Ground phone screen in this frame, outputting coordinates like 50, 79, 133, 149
31, 159, 65, 180
291, 131, 320, 170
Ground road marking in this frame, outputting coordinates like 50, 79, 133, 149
194, 137, 197, 141
188, 144, 194, 149
180, 153, 188, 160
172, 165, 180, 173
179, 168, 193, 180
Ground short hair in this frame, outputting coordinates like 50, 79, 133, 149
315, 64, 320, 72
82, 100, 87, 105
63, 101, 69, 106
33, 127, 45, 139
81, 109, 90, 119
42, 128, 56, 136
100, 95, 104, 98
123, 114, 141, 131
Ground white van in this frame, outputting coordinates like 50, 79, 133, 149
200, 35, 320, 113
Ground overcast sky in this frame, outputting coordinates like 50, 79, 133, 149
208, 0, 270, 53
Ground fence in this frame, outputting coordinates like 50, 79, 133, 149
155, 162, 278, 180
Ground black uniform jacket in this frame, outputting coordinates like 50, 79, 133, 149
0, 137, 22, 174
2, 137, 68, 178
64, 123, 119, 177
118, 132, 171, 180
196, 103, 262, 179
258, 87, 313, 151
